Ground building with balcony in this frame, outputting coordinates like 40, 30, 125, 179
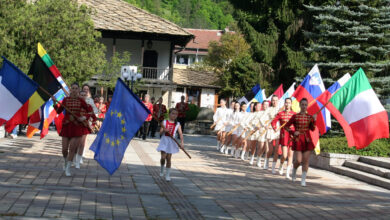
79, 0, 193, 106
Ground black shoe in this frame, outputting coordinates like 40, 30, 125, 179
142, 136, 146, 140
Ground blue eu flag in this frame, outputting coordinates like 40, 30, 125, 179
90, 79, 150, 175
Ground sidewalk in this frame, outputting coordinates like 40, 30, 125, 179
0, 132, 389, 219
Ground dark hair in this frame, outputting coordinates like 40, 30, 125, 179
168, 108, 179, 124
220, 98, 226, 102
71, 82, 79, 87
300, 98, 308, 103
271, 95, 278, 99
262, 100, 270, 105
285, 97, 292, 102
82, 84, 89, 90
254, 102, 261, 112
233, 102, 240, 112
240, 102, 247, 112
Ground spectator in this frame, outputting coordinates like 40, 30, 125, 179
175, 95, 189, 132
95, 96, 107, 129
150, 97, 167, 138
141, 94, 153, 140
106, 95, 113, 111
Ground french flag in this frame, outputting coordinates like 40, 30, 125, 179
0, 57, 38, 126
292, 64, 329, 135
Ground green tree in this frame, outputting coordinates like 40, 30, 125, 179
229, 0, 328, 89
304, 1, 390, 79
0, 0, 106, 84
205, 32, 272, 97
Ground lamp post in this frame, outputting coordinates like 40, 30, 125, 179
121, 65, 142, 91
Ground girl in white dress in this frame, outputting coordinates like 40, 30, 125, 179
157, 109, 184, 181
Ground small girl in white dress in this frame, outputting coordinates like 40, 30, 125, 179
157, 108, 184, 181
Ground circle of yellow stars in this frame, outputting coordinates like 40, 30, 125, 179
104, 110, 126, 147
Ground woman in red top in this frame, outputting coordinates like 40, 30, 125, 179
284, 98, 317, 186
54, 83, 92, 177
271, 98, 296, 179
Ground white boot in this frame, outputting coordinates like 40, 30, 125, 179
240, 151, 246, 160
217, 141, 220, 150
220, 145, 226, 153
292, 167, 297, 182
224, 146, 230, 155
256, 157, 262, 167
279, 162, 285, 175
245, 151, 249, 160
65, 161, 72, 177
271, 162, 276, 174
75, 154, 81, 169
263, 158, 269, 170
231, 148, 235, 156
249, 155, 255, 165
286, 165, 291, 179
79, 156, 84, 164
160, 165, 165, 177
301, 171, 307, 187
165, 168, 171, 181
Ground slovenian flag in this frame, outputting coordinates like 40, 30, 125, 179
0, 57, 38, 126
326, 68, 389, 149
314, 73, 351, 110
292, 64, 330, 135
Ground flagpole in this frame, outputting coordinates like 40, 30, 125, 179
38, 86, 90, 130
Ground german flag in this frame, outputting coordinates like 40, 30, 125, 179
27, 53, 62, 116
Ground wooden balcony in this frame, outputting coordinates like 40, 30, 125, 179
141, 67, 172, 81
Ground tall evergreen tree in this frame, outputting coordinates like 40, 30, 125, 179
304, 0, 390, 79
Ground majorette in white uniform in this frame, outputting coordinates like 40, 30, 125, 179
221, 108, 233, 132
157, 120, 181, 154
213, 106, 230, 131
257, 109, 270, 143
232, 111, 244, 136
266, 106, 280, 140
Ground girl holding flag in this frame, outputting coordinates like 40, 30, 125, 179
157, 108, 184, 182
271, 98, 295, 179
54, 83, 93, 177
284, 98, 317, 187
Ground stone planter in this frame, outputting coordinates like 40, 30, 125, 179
310, 152, 360, 170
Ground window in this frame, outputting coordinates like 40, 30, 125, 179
176, 55, 189, 65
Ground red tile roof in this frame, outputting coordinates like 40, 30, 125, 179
184, 29, 224, 50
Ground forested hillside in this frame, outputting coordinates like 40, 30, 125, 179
124, 0, 234, 29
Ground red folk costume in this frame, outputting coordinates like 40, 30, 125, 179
271, 110, 296, 147
175, 102, 189, 118
153, 103, 167, 122
143, 102, 154, 121
54, 97, 94, 137
95, 103, 107, 119
284, 112, 316, 151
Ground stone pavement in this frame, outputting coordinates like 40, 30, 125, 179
0, 132, 390, 219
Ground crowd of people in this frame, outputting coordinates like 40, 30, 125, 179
213, 96, 317, 187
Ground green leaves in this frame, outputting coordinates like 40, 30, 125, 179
0, 0, 106, 85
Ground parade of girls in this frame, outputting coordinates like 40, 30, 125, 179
213, 96, 317, 187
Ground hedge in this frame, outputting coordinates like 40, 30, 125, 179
320, 136, 390, 157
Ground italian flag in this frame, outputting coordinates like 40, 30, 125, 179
327, 68, 389, 149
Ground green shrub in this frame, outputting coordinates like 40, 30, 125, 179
320, 137, 390, 157
185, 104, 201, 122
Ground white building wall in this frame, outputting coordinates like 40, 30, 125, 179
99, 38, 170, 69
201, 88, 215, 109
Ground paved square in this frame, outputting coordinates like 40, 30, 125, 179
0, 132, 389, 219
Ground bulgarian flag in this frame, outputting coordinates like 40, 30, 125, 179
326, 68, 389, 149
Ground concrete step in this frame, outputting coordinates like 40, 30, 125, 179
344, 161, 390, 180
359, 156, 390, 170
330, 165, 390, 190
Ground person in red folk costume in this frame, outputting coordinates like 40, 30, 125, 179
175, 95, 189, 133
157, 108, 184, 182
151, 97, 167, 138
284, 98, 317, 187
271, 98, 296, 179
53, 83, 93, 177
141, 94, 153, 140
